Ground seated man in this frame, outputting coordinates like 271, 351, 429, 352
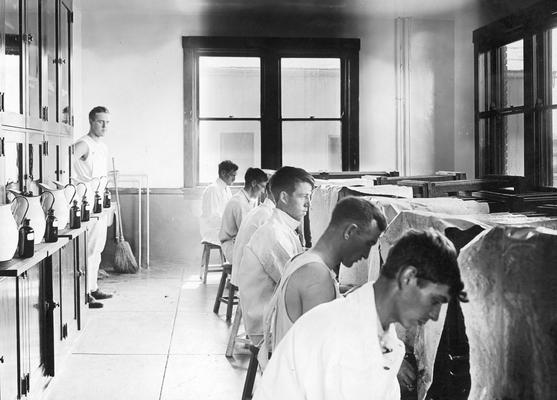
238, 166, 315, 344
230, 182, 275, 287
199, 160, 237, 245
254, 229, 467, 400
219, 167, 268, 263
264, 196, 387, 354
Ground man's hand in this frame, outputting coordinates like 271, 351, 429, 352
397, 358, 417, 392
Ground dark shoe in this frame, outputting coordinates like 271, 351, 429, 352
87, 294, 104, 309
91, 289, 113, 300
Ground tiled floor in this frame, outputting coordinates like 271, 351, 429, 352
44, 261, 251, 400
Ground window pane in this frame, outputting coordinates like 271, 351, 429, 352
281, 58, 340, 118
501, 40, 523, 108
503, 113, 524, 175
59, 4, 70, 124
4, 0, 22, 113
551, 110, 557, 187
199, 57, 260, 118
551, 28, 557, 105
282, 121, 341, 171
198, 121, 261, 184
478, 53, 486, 112
27, 0, 40, 120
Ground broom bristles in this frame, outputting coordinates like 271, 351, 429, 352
114, 240, 139, 273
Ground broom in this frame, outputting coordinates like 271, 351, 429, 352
112, 157, 139, 273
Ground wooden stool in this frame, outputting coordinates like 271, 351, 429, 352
213, 263, 239, 321
200, 241, 225, 284
242, 345, 259, 400
225, 303, 250, 357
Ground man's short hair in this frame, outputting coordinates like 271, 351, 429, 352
218, 160, 239, 176
244, 168, 268, 185
269, 166, 314, 201
89, 106, 109, 121
329, 197, 387, 232
381, 229, 467, 302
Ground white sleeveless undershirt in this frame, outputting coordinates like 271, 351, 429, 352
267, 251, 341, 351
73, 134, 108, 182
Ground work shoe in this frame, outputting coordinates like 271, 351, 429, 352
87, 294, 103, 309
90, 289, 113, 300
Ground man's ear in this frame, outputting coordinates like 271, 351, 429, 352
278, 191, 289, 204
343, 223, 358, 240
397, 266, 417, 288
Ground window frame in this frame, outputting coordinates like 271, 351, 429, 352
473, 0, 557, 188
182, 37, 360, 187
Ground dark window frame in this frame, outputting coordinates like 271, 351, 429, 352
474, 0, 557, 188
182, 36, 360, 187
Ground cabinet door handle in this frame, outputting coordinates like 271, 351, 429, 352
0, 355, 4, 363
1, 137, 5, 157
0, 92, 4, 112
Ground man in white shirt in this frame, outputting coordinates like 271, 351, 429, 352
264, 197, 387, 354
219, 168, 268, 263
238, 166, 314, 343
254, 229, 468, 400
199, 160, 238, 245
230, 183, 274, 287
73, 106, 111, 309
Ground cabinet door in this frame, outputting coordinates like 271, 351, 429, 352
57, 1, 72, 134
43, 133, 59, 187
25, 263, 46, 385
0, 278, 18, 400
25, 130, 44, 195
60, 242, 77, 338
0, 0, 25, 128
76, 231, 87, 330
0, 129, 24, 204
44, 250, 61, 377
58, 135, 72, 185
24, 0, 44, 130
43, 0, 58, 132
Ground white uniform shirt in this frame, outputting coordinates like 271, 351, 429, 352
73, 134, 108, 183
238, 208, 303, 337
200, 178, 232, 244
230, 198, 275, 286
254, 282, 405, 400
218, 188, 256, 262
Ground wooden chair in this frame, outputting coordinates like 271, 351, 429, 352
200, 241, 225, 284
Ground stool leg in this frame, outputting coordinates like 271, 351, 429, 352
200, 245, 208, 280
242, 346, 259, 400
225, 305, 242, 357
226, 282, 236, 322
203, 246, 211, 284
213, 271, 227, 314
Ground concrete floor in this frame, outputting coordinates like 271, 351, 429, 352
44, 261, 251, 400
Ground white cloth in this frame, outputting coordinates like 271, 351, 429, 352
218, 188, 256, 263
238, 208, 303, 337
73, 134, 108, 293
254, 282, 405, 400
200, 178, 232, 245
231, 198, 275, 286
264, 251, 340, 354
72, 134, 108, 183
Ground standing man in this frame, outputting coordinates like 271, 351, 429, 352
200, 160, 238, 246
254, 229, 468, 400
264, 197, 387, 353
73, 106, 112, 309
238, 166, 314, 344
219, 167, 268, 263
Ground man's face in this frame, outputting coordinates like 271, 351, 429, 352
221, 170, 237, 186
280, 181, 313, 221
340, 220, 382, 267
397, 277, 451, 329
251, 181, 267, 200
89, 112, 110, 138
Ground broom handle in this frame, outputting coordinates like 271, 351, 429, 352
112, 157, 125, 241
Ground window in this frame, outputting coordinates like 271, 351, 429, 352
474, 1, 557, 187
182, 37, 360, 186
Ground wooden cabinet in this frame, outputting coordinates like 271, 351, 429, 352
0, 277, 18, 400
0, 128, 24, 203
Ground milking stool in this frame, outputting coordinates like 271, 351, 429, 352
225, 302, 250, 357
213, 262, 239, 321
200, 241, 225, 284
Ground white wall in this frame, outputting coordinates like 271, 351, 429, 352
74, 0, 535, 187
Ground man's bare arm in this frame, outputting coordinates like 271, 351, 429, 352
73, 140, 89, 161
